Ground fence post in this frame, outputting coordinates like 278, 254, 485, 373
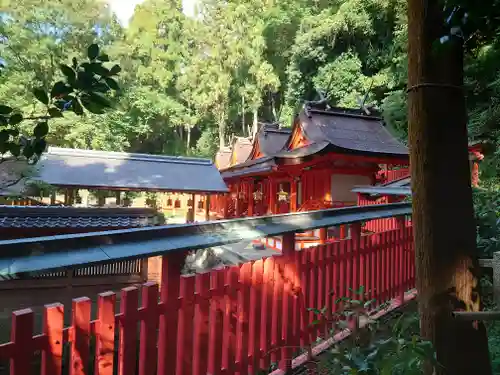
319, 228, 327, 244
157, 251, 186, 375
280, 232, 296, 371
141, 258, 149, 282
350, 223, 362, 331
396, 216, 407, 303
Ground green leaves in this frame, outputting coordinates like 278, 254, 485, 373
72, 98, 84, 115
9, 113, 23, 125
33, 88, 49, 105
0, 105, 12, 115
51, 81, 73, 98
87, 43, 99, 60
48, 107, 63, 118
105, 77, 119, 90
34, 122, 49, 138
60, 64, 76, 83
109, 64, 121, 75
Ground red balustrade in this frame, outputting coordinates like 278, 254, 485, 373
0, 221, 415, 375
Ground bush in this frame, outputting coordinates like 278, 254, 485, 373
473, 183, 500, 258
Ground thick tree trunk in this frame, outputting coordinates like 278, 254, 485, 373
407, 1, 492, 375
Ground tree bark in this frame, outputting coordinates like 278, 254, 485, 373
186, 125, 191, 152
407, 1, 492, 375
252, 108, 259, 140
241, 95, 246, 134
218, 112, 226, 149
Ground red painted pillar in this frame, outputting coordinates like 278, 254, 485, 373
235, 183, 242, 217
222, 194, 229, 218
268, 179, 277, 215
290, 177, 298, 212
157, 252, 185, 375
319, 228, 327, 244
248, 180, 255, 217
396, 216, 406, 303
339, 225, 347, 239
471, 161, 479, 187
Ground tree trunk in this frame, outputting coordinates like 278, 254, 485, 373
241, 95, 246, 135
186, 125, 191, 152
407, 1, 492, 375
218, 113, 226, 149
252, 108, 259, 140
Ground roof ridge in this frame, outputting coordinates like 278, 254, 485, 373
47, 147, 213, 166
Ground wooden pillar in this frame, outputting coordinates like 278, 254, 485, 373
65, 189, 75, 206
290, 177, 298, 212
205, 195, 210, 222
282, 232, 296, 257
319, 228, 327, 244
235, 183, 242, 217
157, 252, 186, 375
339, 225, 347, 239
223, 194, 229, 218
98, 194, 105, 207
471, 161, 480, 187
186, 193, 195, 222
396, 216, 407, 303
247, 180, 254, 217
50, 191, 56, 205
115, 191, 121, 206
269, 179, 277, 215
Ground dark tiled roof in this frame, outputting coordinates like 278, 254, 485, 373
254, 123, 291, 157
299, 104, 409, 157
3, 147, 228, 194
0, 206, 158, 229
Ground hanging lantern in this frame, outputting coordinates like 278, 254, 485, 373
174, 198, 181, 208
277, 189, 289, 202
238, 191, 245, 199
253, 190, 263, 201
197, 199, 204, 209
231, 192, 238, 200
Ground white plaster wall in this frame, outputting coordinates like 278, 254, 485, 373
331, 174, 372, 202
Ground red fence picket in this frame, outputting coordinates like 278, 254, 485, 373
0, 222, 415, 375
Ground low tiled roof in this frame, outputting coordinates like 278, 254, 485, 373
215, 147, 232, 169
0, 206, 158, 229
230, 137, 253, 166
299, 104, 409, 157
1, 147, 228, 194
254, 123, 291, 157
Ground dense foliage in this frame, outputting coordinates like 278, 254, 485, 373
0, 0, 406, 156
1, 0, 499, 165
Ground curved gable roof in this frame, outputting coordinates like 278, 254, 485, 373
248, 123, 291, 160
288, 104, 409, 158
215, 147, 232, 169
229, 137, 253, 166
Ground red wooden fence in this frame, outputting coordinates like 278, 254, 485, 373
377, 168, 410, 183
0, 223, 414, 375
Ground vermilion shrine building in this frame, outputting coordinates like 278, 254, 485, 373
212, 103, 410, 219
211, 103, 485, 237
